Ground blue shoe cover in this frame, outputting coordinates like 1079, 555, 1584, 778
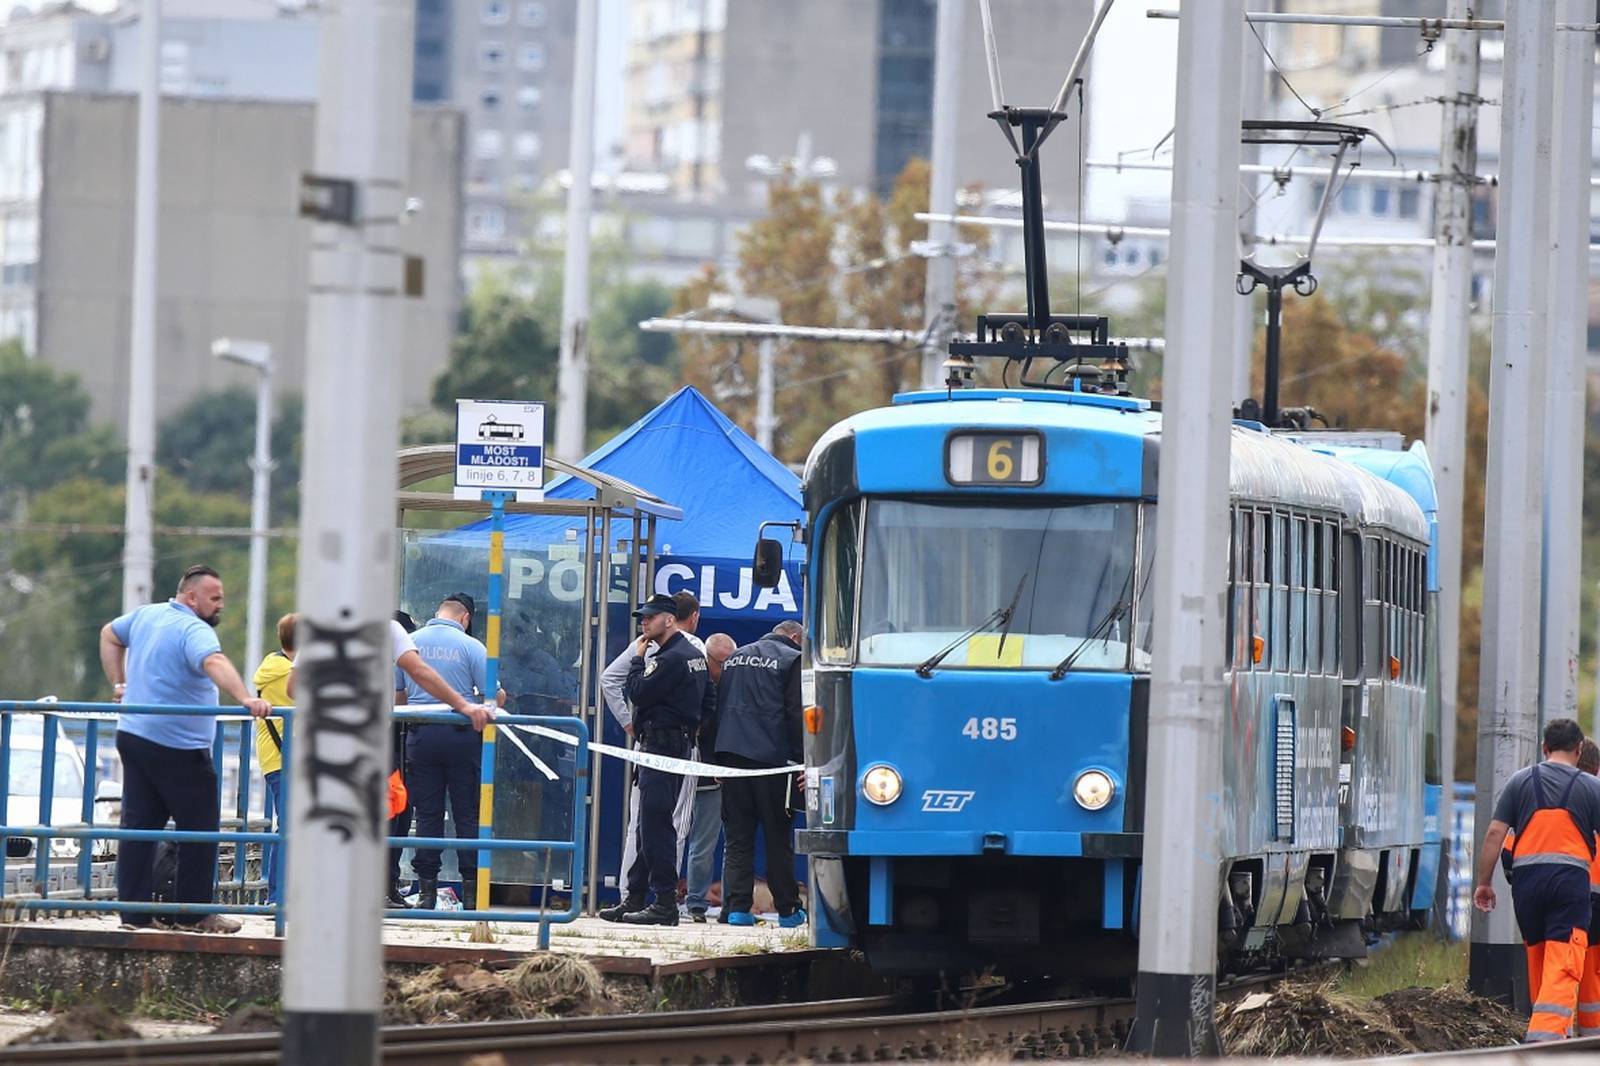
726, 910, 756, 926
778, 908, 807, 928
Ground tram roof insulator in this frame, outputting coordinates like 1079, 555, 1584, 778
948, 313, 1133, 395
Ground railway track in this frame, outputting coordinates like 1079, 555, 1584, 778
0, 968, 1325, 1064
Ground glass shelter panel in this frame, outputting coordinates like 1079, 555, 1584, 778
399, 527, 596, 887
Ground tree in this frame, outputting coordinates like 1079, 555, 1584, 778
431, 278, 560, 411
426, 248, 683, 452
6, 474, 285, 699
678, 159, 998, 463
0, 342, 123, 513
157, 388, 303, 515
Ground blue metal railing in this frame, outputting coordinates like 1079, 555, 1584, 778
0, 701, 589, 949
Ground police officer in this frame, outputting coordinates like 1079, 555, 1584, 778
404, 594, 504, 910
714, 619, 805, 928
601, 593, 715, 926
1475, 718, 1600, 1042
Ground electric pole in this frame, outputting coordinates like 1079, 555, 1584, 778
554, 0, 599, 459
1233, 0, 1267, 405
1538, 0, 1592, 726
1423, 0, 1479, 827
921, 0, 963, 388
121, 0, 161, 612
1126, 1, 1244, 1055
1469, 0, 1556, 1009
282, 0, 414, 1060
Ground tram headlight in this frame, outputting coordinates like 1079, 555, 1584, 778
861, 764, 903, 806
1072, 769, 1115, 811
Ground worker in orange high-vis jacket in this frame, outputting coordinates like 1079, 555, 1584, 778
1577, 738, 1600, 1036
1475, 718, 1600, 1043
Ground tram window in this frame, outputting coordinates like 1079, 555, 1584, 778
1305, 519, 1321, 674
815, 502, 860, 663
1254, 511, 1269, 669
1323, 522, 1339, 675
1388, 541, 1400, 668
1341, 532, 1362, 680
1229, 509, 1248, 668
1290, 515, 1307, 673
1414, 549, 1424, 683
1273, 513, 1290, 672
1363, 538, 1382, 679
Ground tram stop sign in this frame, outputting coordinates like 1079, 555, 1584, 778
453, 399, 546, 502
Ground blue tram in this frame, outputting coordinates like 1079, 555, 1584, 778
773, 388, 1442, 978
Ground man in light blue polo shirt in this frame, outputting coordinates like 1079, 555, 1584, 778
404, 593, 505, 909
99, 564, 269, 933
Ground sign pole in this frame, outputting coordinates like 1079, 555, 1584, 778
452, 398, 544, 932
474, 490, 509, 922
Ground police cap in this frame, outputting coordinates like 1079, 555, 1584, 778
632, 593, 677, 619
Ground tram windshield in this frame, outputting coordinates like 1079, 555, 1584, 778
854, 499, 1153, 671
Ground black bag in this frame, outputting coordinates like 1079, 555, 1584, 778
151, 841, 178, 903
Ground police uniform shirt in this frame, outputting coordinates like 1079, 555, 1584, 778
403, 617, 487, 704
624, 630, 714, 732
712, 631, 803, 767
1494, 760, 1600, 867
600, 630, 705, 730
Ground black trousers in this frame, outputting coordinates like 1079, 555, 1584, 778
115, 731, 219, 927
387, 803, 413, 887
626, 729, 690, 901
720, 754, 800, 916
406, 725, 481, 888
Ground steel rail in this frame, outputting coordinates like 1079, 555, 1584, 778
0, 969, 1323, 1064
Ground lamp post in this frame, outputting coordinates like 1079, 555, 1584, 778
212, 338, 274, 678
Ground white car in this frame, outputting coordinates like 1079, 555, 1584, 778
4, 718, 92, 861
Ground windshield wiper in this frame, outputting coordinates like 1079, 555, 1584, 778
915, 573, 1029, 678
1050, 597, 1131, 680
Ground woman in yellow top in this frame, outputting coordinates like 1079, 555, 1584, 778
251, 613, 296, 906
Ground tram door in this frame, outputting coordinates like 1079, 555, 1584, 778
1337, 532, 1362, 822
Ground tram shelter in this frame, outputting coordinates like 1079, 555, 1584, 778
395, 444, 681, 912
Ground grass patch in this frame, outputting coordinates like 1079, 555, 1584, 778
1334, 933, 1467, 1000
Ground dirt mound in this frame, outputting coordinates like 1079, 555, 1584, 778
1221, 982, 1413, 1057
210, 1004, 281, 1035
386, 956, 611, 1025
1378, 985, 1524, 1051
1220, 980, 1523, 1057
8, 1005, 142, 1046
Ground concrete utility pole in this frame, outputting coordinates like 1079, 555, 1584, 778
755, 337, 776, 451
1469, 0, 1557, 1009
920, 0, 963, 389
120, 0, 161, 612
554, 0, 600, 459
1539, 0, 1593, 726
1423, 0, 1479, 813
1125, 0, 1243, 1056
1233, 1, 1267, 406
281, 0, 414, 1061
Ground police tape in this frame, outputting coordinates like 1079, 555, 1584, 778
511, 721, 802, 779
404, 704, 802, 780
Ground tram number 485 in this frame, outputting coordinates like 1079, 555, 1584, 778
962, 717, 1017, 741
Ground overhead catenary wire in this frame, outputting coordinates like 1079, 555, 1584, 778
1248, 18, 1321, 117
915, 211, 1600, 253
1086, 158, 1507, 187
